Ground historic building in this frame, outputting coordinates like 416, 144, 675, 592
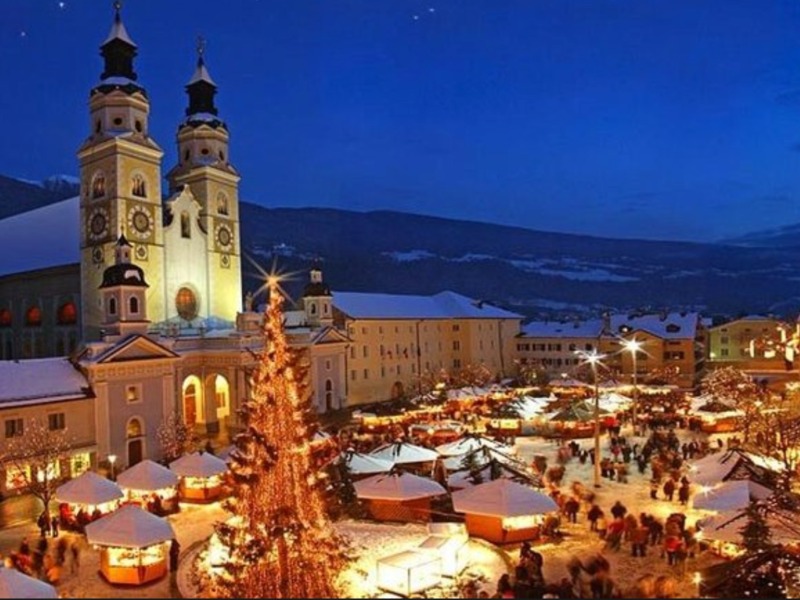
516, 311, 707, 388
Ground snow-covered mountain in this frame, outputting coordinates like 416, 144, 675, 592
0, 175, 79, 220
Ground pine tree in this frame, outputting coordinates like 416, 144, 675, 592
740, 503, 772, 554
214, 278, 348, 598
460, 450, 484, 485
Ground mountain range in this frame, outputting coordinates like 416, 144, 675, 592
3, 173, 800, 320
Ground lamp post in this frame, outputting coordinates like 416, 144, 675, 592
576, 349, 607, 488
621, 338, 642, 437
108, 454, 117, 481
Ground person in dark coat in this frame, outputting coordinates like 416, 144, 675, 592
50, 515, 59, 538
169, 539, 181, 572
37, 512, 50, 538
678, 482, 690, 505
610, 500, 627, 520
587, 505, 603, 532
663, 478, 675, 502
564, 497, 580, 524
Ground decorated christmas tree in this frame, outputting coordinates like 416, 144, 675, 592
214, 277, 348, 598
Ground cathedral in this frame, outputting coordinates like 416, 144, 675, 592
0, 4, 522, 494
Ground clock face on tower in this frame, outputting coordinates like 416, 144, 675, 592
87, 207, 110, 241
215, 223, 233, 249
127, 205, 152, 240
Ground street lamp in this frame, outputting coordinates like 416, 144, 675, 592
575, 349, 607, 488
108, 454, 117, 481
621, 337, 642, 437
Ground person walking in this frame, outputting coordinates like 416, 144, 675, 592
663, 478, 675, 502
37, 512, 50, 538
631, 524, 649, 557
678, 482, 690, 506
587, 505, 603, 532
169, 539, 181, 572
50, 515, 59, 538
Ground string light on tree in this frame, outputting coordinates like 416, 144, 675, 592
212, 272, 348, 598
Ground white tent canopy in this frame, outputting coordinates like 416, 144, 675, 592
693, 479, 774, 512
341, 452, 394, 475
598, 392, 633, 412
698, 510, 798, 545
354, 472, 446, 501
55, 471, 123, 506
85, 505, 175, 549
451, 479, 557, 518
435, 436, 513, 458
170, 452, 228, 478
370, 442, 439, 465
0, 568, 58, 598
689, 450, 784, 487
117, 459, 179, 492
443, 447, 525, 472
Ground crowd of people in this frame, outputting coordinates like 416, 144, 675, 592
4, 527, 82, 586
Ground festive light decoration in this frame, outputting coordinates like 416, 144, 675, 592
212, 276, 348, 598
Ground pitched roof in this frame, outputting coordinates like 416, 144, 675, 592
334, 290, 522, 320
521, 319, 604, 339
0, 358, 90, 407
609, 311, 700, 340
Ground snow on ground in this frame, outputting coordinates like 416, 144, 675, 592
336, 520, 509, 598
510, 427, 730, 597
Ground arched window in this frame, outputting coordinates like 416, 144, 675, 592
176, 287, 198, 321
217, 192, 229, 216
57, 302, 77, 325
126, 417, 143, 438
181, 212, 191, 238
92, 172, 106, 199
25, 307, 42, 327
131, 174, 147, 198
309, 303, 317, 315
108, 297, 117, 315
129, 296, 139, 314
0, 308, 11, 328
325, 379, 334, 411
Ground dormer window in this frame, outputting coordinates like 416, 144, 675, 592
92, 172, 106, 199
131, 174, 147, 198
666, 324, 680, 333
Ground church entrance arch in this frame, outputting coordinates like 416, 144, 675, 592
182, 375, 204, 426
209, 374, 230, 421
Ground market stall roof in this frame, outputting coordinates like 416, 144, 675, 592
698, 510, 799, 546
341, 452, 394, 475
443, 446, 524, 471
435, 435, 513, 457
55, 471, 123, 506
0, 567, 58, 598
117, 459, 179, 492
700, 549, 800, 599
548, 401, 608, 422
369, 442, 439, 465
688, 449, 784, 487
597, 392, 633, 411
85, 505, 175, 549
451, 478, 558, 518
693, 479, 774, 512
447, 459, 538, 490
354, 472, 447, 501
169, 451, 228, 478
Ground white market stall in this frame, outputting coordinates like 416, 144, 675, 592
56, 471, 123, 526
376, 550, 442, 596
117, 459, 179, 513
354, 472, 447, 523
415, 526, 469, 577
692, 479, 774, 512
698, 509, 799, 558
435, 435, 514, 458
85, 505, 175, 585
688, 449, 784, 488
170, 452, 228, 502
369, 442, 439, 476
340, 451, 394, 479
451, 479, 558, 544
0, 568, 58, 598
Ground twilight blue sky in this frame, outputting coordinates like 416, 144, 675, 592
3, 1, 800, 241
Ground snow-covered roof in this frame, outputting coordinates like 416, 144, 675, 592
443, 447, 525, 471
692, 479, 773, 512
341, 452, 394, 475
85, 505, 175, 549
0, 196, 79, 277
451, 479, 557, 518
447, 462, 532, 490
609, 312, 700, 340
521, 319, 604, 339
369, 442, 439, 465
698, 510, 797, 545
169, 452, 228, 478
435, 436, 513, 458
0, 568, 58, 599
0, 358, 89, 407
117, 459, 179, 492
334, 291, 522, 320
55, 471, 123, 506
689, 450, 784, 487
353, 472, 446, 501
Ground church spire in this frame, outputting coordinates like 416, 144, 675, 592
100, 1, 138, 82
186, 36, 219, 117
